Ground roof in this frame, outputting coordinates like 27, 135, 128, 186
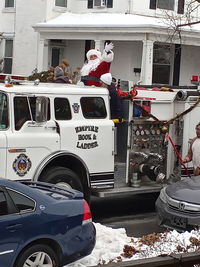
34, 12, 200, 33
0, 82, 109, 96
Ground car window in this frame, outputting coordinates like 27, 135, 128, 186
0, 92, 9, 130
54, 98, 72, 120
14, 96, 50, 130
0, 191, 8, 216
7, 189, 35, 212
81, 97, 107, 119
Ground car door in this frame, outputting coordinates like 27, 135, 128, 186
6, 96, 60, 180
0, 188, 23, 267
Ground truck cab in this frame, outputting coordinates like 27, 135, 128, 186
0, 81, 115, 202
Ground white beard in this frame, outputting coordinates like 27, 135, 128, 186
81, 58, 101, 76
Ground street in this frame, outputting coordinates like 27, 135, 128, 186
91, 192, 165, 237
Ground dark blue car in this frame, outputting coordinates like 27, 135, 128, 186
0, 178, 96, 267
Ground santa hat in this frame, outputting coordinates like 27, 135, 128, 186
100, 73, 112, 85
86, 49, 102, 60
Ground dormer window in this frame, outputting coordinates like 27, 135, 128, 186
88, 0, 113, 9
55, 0, 67, 7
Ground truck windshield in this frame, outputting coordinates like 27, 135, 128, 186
0, 92, 9, 130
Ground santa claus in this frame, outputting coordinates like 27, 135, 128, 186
80, 42, 114, 87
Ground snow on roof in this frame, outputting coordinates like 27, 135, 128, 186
35, 12, 171, 28
35, 12, 200, 33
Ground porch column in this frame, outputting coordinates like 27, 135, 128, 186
36, 37, 48, 72
94, 40, 104, 52
140, 40, 154, 85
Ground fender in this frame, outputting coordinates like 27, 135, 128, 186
32, 150, 90, 187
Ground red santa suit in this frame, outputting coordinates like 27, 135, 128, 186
81, 49, 114, 87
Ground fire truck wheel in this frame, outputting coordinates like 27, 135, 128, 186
41, 166, 83, 192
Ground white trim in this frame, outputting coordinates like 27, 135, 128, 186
0, 250, 14, 255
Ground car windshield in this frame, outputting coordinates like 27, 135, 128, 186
0, 92, 9, 130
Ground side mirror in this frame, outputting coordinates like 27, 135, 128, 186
35, 97, 48, 123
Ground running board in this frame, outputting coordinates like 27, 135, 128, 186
92, 184, 163, 197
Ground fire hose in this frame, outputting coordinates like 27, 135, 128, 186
165, 133, 191, 178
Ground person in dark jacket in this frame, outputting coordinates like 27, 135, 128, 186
100, 73, 123, 120
54, 59, 71, 83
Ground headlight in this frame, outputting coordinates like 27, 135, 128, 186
159, 187, 167, 203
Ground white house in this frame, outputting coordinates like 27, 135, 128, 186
1, 0, 200, 86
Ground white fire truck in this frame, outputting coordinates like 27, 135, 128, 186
0, 76, 199, 202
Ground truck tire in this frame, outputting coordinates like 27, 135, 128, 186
14, 244, 59, 267
41, 166, 83, 192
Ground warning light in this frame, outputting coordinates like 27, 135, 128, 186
191, 75, 199, 84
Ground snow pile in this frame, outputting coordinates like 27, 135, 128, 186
66, 223, 200, 267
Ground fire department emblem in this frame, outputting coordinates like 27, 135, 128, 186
13, 153, 32, 177
72, 103, 80, 113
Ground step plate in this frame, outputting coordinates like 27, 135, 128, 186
92, 184, 163, 197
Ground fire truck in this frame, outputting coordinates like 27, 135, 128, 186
0, 74, 200, 202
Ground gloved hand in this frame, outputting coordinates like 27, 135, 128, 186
105, 42, 114, 52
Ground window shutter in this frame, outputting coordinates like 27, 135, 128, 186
88, 0, 93, 8
177, 0, 185, 14
149, 0, 157, 9
107, 0, 113, 8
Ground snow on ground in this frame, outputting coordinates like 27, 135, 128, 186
65, 223, 200, 267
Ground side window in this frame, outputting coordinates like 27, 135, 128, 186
7, 189, 35, 212
14, 97, 31, 131
0, 93, 9, 130
14, 96, 50, 130
81, 97, 107, 119
0, 191, 8, 216
54, 98, 72, 120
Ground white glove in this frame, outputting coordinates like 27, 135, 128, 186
105, 42, 114, 52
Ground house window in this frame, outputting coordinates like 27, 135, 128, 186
177, 0, 185, 14
152, 44, 172, 84
55, 0, 67, 7
157, 0, 174, 10
149, 0, 175, 11
88, 0, 113, 8
5, 0, 14, 7
4, 40, 13, 74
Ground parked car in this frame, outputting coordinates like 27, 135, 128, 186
156, 176, 200, 231
0, 178, 96, 267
